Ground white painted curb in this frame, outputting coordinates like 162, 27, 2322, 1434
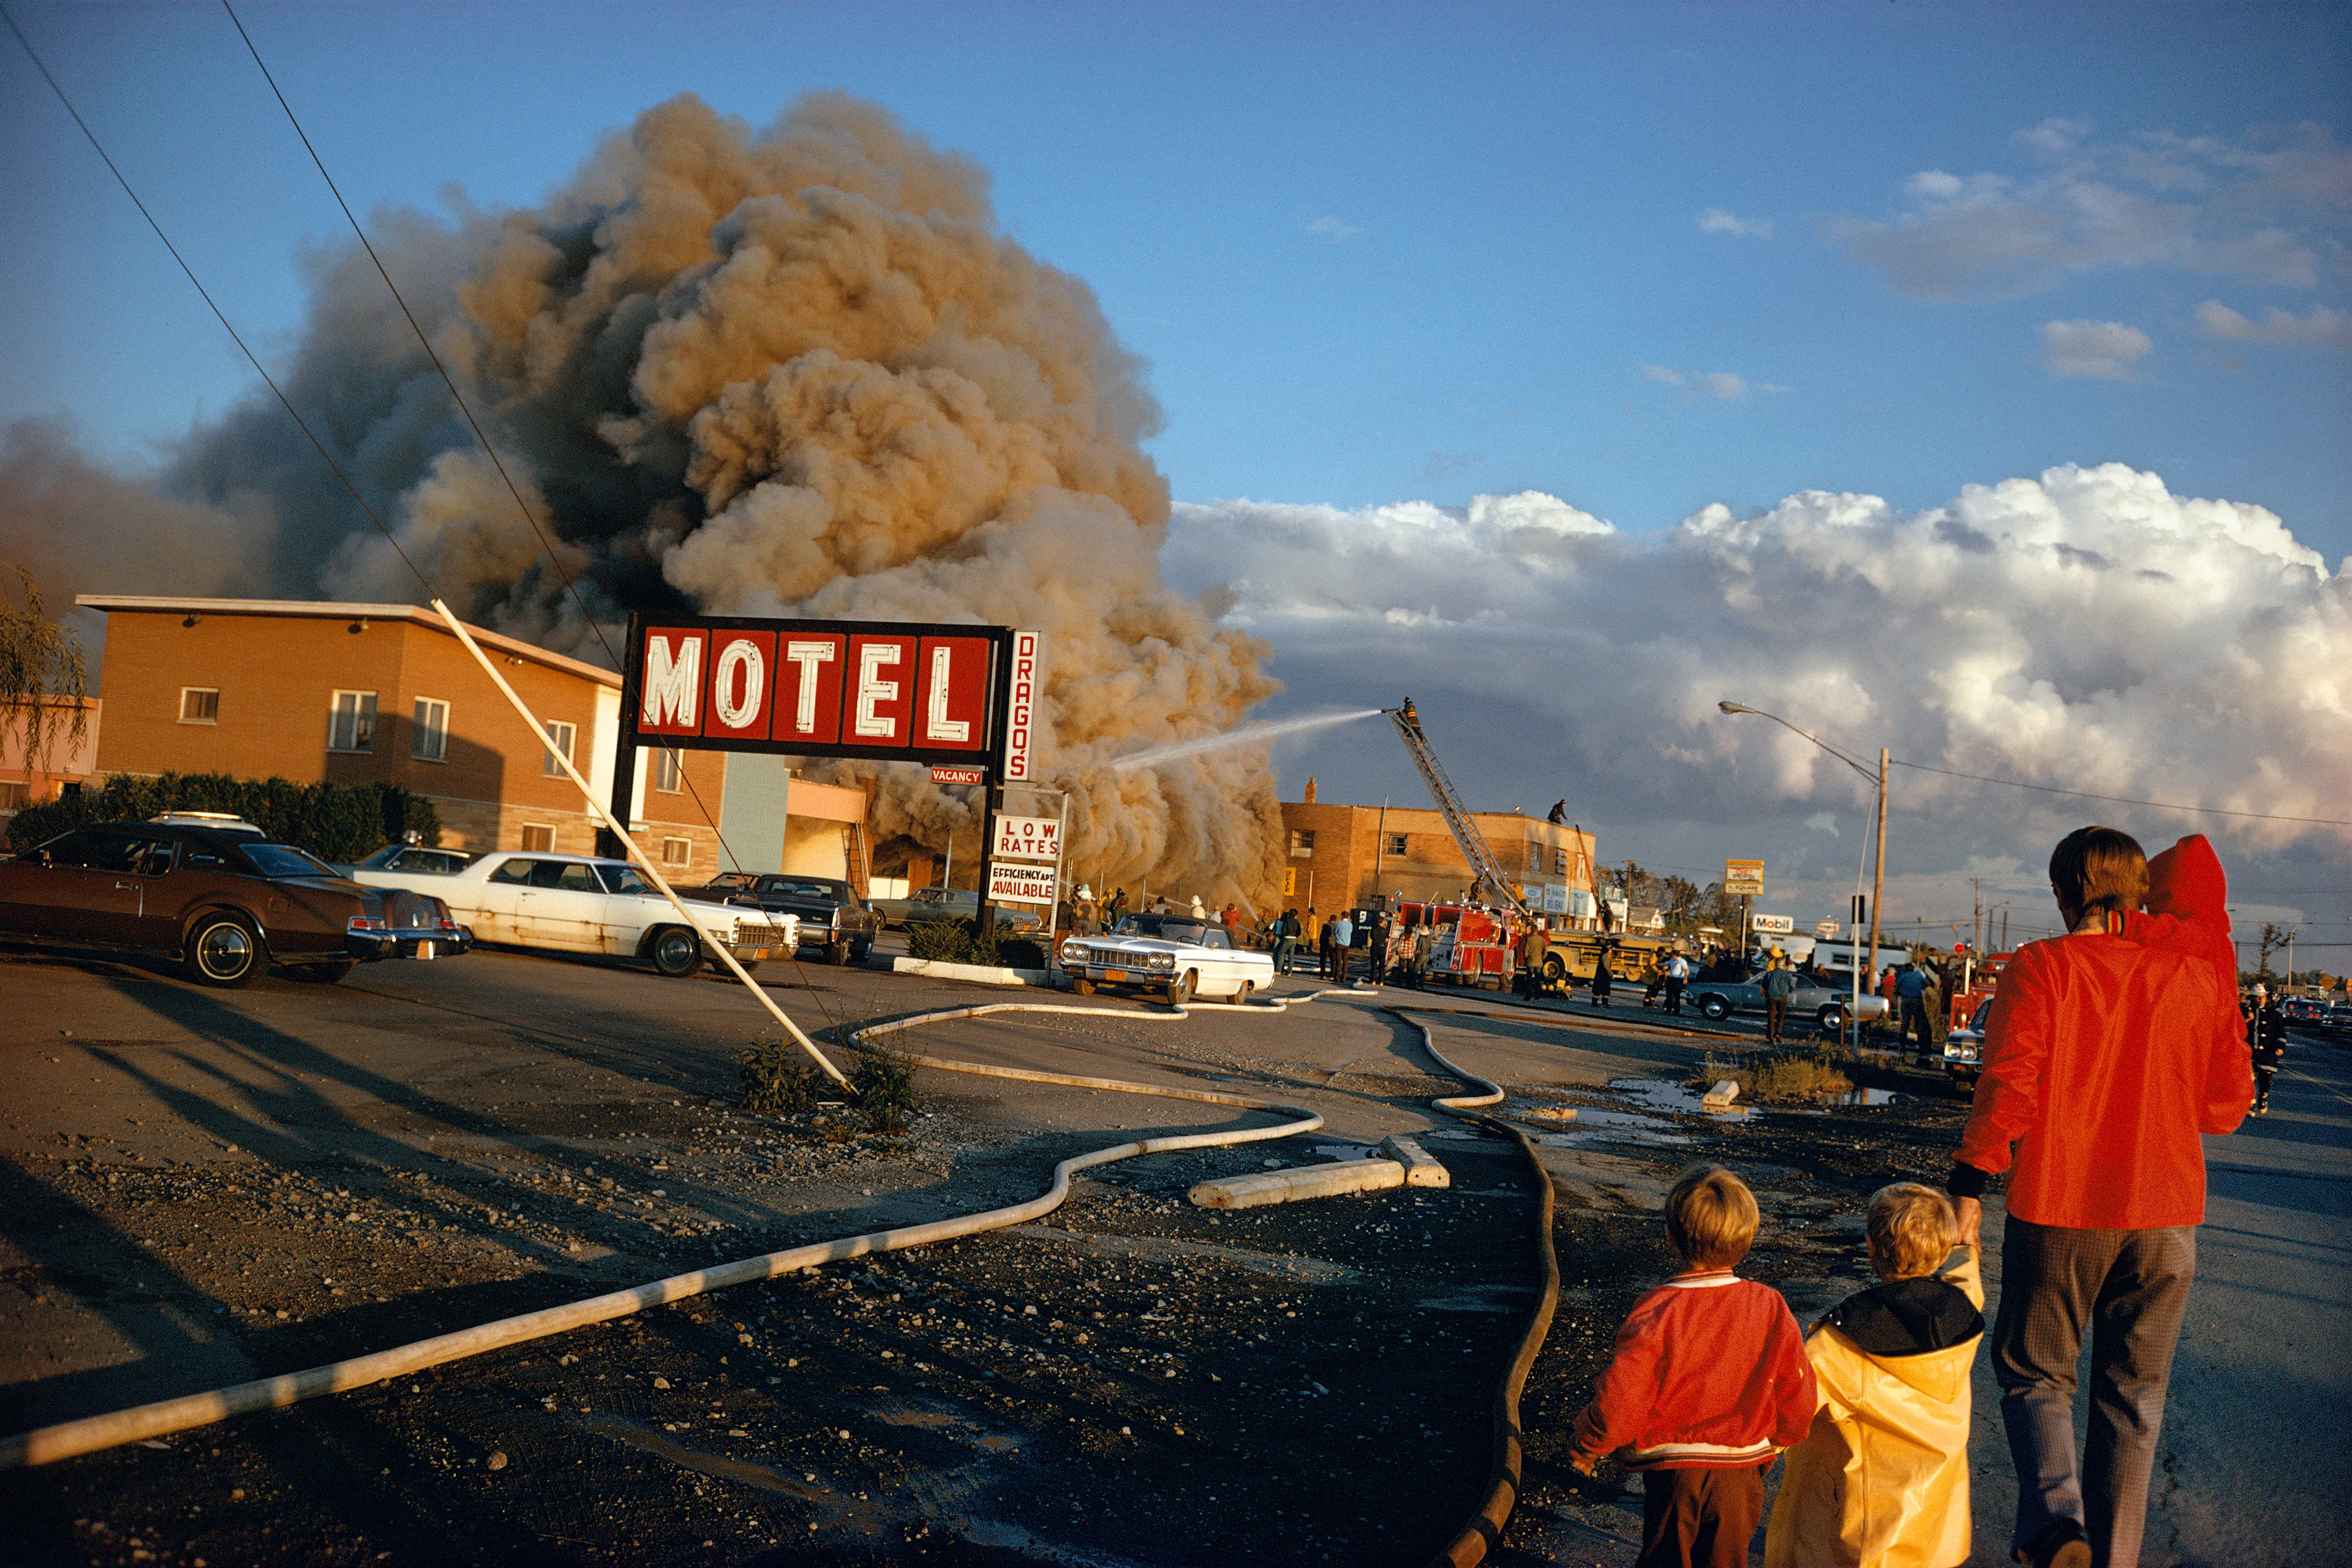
889, 957, 1069, 989
1188, 1159, 1407, 1209
1380, 1134, 1452, 1189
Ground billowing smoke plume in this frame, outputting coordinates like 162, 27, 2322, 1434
0, 94, 1284, 902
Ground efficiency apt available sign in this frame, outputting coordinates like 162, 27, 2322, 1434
987, 863, 1058, 906
623, 615, 1043, 771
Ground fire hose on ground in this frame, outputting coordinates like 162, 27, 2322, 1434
0, 989, 1567, 1568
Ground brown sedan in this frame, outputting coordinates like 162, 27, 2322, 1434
0, 822, 469, 987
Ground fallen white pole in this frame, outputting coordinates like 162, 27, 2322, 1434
430, 600, 848, 1088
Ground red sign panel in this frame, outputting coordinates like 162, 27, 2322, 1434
845, 633, 914, 746
701, 629, 775, 741
915, 636, 990, 752
931, 765, 987, 785
639, 627, 707, 736
774, 632, 846, 746
1005, 629, 1042, 781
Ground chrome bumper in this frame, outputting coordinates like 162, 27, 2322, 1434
346, 925, 473, 960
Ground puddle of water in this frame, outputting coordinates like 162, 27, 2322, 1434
1609, 1077, 1758, 1121
1310, 1143, 1385, 1163
1534, 1105, 1697, 1147
1841, 1087, 1905, 1106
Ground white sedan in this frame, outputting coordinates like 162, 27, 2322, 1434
352, 850, 796, 978
1060, 913, 1275, 1004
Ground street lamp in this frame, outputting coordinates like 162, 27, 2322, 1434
1718, 701, 1891, 989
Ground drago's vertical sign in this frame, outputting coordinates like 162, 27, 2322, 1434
1005, 629, 1042, 782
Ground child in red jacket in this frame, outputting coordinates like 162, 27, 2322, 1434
1569, 1164, 1819, 1568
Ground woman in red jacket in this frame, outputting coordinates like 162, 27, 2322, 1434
1948, 829, 2252, 1568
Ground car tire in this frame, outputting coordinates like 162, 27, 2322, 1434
649, 926, 701, 978
1163, 970, 1196, 1006
1072, 978, 1095, 996
1698, 994, 1730, 1021
1234, 980, 1254, 1006
1543, 956, 1567, 984
289, 960, 356, 985
1818, 1004, 1847, 1034
850, 938, 872, 963
826, 940, 851, 967
186, 912, 266, 989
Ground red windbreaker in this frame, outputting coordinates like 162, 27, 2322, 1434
1567, 1271, 1817, 1471
1956, 900, 2252, 1229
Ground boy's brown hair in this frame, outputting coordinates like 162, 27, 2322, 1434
1665, 1164, 1760, 1269
1866, 1182, 1958, 1279
2048, 826, 2147, 921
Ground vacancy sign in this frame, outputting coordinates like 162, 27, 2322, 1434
630, 616, 1006, 766
987, 863, 1058, 906
931, 765, 987, 785
993, 815, 1061, 862
1724, 859, 1765, 895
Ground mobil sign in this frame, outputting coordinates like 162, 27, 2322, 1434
625, 615, 1039, 768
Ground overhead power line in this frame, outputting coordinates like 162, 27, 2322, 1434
1889, 758, 2351, 829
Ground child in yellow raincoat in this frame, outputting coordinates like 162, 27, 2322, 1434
1765, 1183, 1985, 1568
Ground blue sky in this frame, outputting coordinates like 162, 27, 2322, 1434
4, 1, 2346, 549
2, 1, 2346, 944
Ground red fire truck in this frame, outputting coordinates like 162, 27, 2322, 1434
1393, 899, 1525, 989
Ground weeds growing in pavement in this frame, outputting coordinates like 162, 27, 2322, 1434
1692, 1050, 1855, 1104
850, 1046, 921, 1134
903, 918, 1046, 969
737, 1035, 827, 1116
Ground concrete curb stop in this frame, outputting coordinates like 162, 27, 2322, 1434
888, 957, 1069, 989
1379, 1134, 1451, 1188
1187, 1159, 1407, 1210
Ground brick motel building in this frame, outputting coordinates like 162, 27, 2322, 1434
1277, 777, 1606, 927
75, 597, 869, 884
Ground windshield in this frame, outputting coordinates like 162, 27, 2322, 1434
243, 842, 340, 879
353, 845, 404, 870
759, 880, 845, 900
1112, 914, 1208, 944
600, 865, 652, 896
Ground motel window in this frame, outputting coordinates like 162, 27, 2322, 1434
1289, 829, 1315, 857
412, 698, 449, 762
541, 720, 575, 778
1385, 833, 1409, 858
1555, 847, 1569, 876
329, 690, 377, 753
179, 687, 219, 725
654, 747, 684, 793
519, 824, 556, 853
0, 781, 29, 812
661, 837, 692, 868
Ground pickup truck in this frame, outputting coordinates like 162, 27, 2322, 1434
687, 873, 882, 965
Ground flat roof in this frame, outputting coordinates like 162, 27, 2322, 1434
76, 595, 620, 689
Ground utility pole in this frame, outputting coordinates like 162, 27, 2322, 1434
1972, 877, 1983, 957
1373, 794, 1390, 905
1866, 747, 1888, 988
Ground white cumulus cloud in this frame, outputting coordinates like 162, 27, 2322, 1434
2195, 300, 2352, 350
1304, 216, 1365, 241
1831, 119, 2348, 301
1164, 466, 2350, 914
1699, 208, 1773, 238
2043, 319, 2154, 379
1637, 364, 1790, 399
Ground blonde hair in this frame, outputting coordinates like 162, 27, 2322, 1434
1665, 1164, 1760, 1270
1867, 1183, 1958, 1280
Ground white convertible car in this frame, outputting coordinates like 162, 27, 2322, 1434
352, 849, 796, 978
1060, 913, 1275, 1004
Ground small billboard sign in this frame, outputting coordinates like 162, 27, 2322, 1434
1815, 919, 1841, 938
1542, 883, 1569, 914
931, 765, 987, 785
1003, 630, 1042, 782
987, 863, 1058, 906
992, 814, 1061, 862
1724, 859, 1765, 895
1750, 913, 1795, 935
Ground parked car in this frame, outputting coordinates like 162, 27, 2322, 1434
1683, 965, 1891, 1034
684, 873, 882, 965
342, 843, 477, 879
353, 850, 796, 976
2278, 996, 2328, 1027
1060, 911, 1275, 1005
1942, 996, 1992, 1084
0, 821, 467, 987
147, 812, 268, 838
900, 885, 1045, 935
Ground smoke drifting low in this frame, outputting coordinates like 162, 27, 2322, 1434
0, 94, 1284, 902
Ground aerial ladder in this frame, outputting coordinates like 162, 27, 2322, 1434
1385, 699, 1532, 918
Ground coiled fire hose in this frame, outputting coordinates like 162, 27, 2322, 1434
0, 988, 1564, 1568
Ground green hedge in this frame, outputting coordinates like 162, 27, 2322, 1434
5, 772, 439, 864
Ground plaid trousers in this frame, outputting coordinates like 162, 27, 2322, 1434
1992, 1216, 2196, 1568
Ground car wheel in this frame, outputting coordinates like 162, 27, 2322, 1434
186, 912, 266, 988
289, 960, 356, 985
1072, 977, 1095, 996
849, 938, 872, 963
649, 926, 701, 978
1818, 1004, 1846, 1033
1163, 970, 1196, 1006
1698, 994, 1730, 1021
1542, 956, 1567, 984
1235, 980, 1254, 1005
826, 940, 851, 967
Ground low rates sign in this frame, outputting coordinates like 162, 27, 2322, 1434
992, 815, 1061, 862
